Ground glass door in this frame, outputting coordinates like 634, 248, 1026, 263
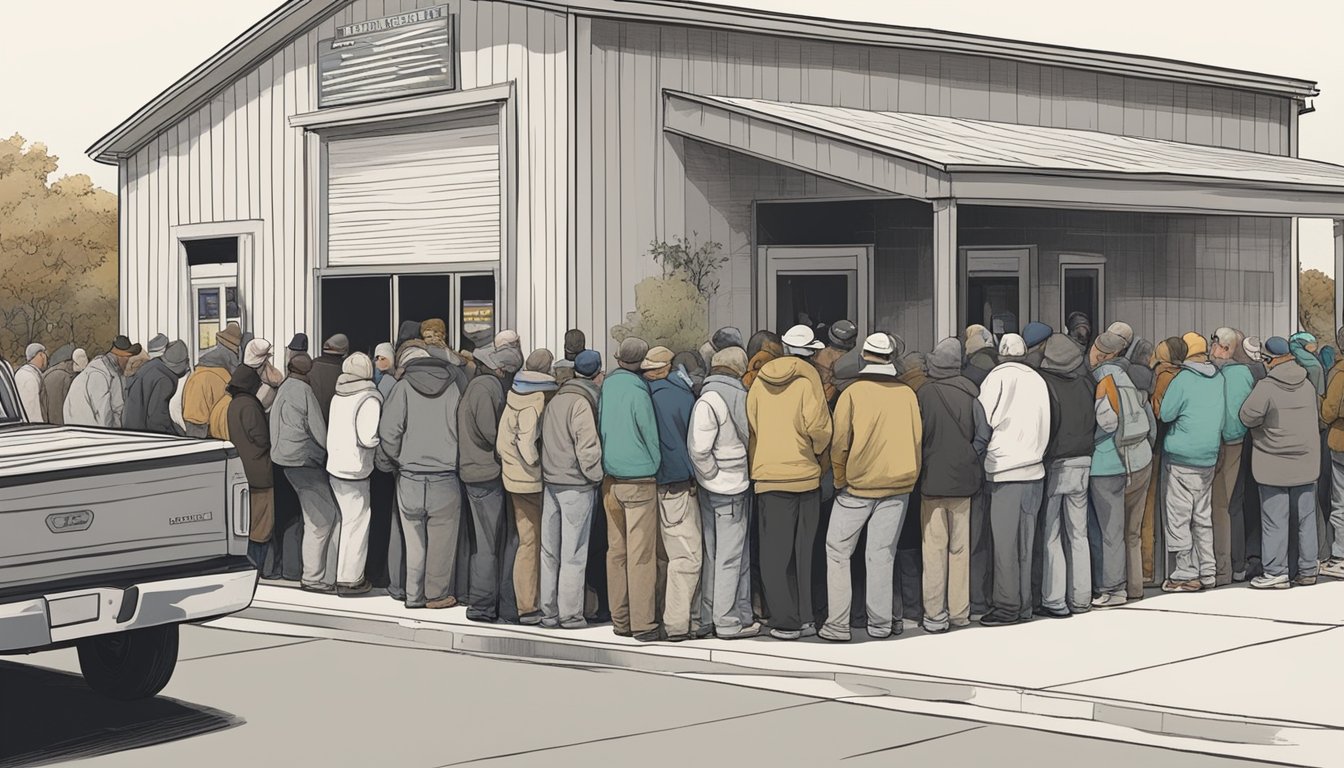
758, 246, 872, 336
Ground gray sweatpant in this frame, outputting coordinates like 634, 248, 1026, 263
284, 466, 341, 589
540, 484, 598, 627
1261, 483, 1320, 578
397, 473, 462, 607
1090, 473, 1129, 597
1040, 459, 1092, 612
466, 479, 509, 621
989, 480, 1043, 621
699, 489, 753, 635
1164, 463, 1216, 583
822, 491, 908, 639
1329, 453, 1344, 560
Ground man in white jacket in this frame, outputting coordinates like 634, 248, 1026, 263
326, 353, 382, 596
977, 333, 1051, 627
65, 336, 137, 428
687, 347, 760, 639
14, 343, 47, 422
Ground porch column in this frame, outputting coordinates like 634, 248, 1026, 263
1336, 219, 1343, 330
933, 198, 958, 342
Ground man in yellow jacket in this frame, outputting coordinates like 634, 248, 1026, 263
747, 324, 832, 641
819, 333, 922, 642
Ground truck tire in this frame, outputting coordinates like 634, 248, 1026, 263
76, 623, 180, 700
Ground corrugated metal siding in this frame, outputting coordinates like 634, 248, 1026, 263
119, 0, 570, 357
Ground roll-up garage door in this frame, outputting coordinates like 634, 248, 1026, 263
326, 110, 501, 267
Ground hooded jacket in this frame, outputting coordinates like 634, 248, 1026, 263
1240, 359, 1321, 486
1039, 335, 1097, 462
1215, 360, 1256, 444
687, 374, 750, 496
812, 344, 851, 404
542, 377, 604, 486
963, 326, 998, 387
124, 358, 183, 435
599, 368, 661, 480
41, 356, 76, 426
918, 339, 991, 498
747, 357, 833, 494
64, 353, 126, 428
457, 373, 506, 484
1289, 334, 1325, 396
742, 340, 783, 390
182, 345, 236, 429
1323, 357, 1344, 453
378, 357, 463, 476
498, 377, 554, 494
225, 365, 272, 489
832, 365, 922, 498
1159, 360, 1226, 469
1150, 338, 1188, 419
14, 362, 45, 422
1092, 361, 1156, 477
309, 351, 345, 422
327, 366, 382, 481
269, 375, 328, 468
977, 358, 1051, 483
649, 372, 697, 485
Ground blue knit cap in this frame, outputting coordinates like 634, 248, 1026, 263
1022, 322, 1053, 349
1264, 336, 1290, 357
574, 349, 602, 378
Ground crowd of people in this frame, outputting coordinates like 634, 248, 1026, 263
10, 310, 1344, 642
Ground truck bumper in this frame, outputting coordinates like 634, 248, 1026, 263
0, 557, 258, 653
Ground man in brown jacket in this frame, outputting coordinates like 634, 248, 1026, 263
812, 319, 857, 405
748, 324, 833, 641
183, 322, 243, 437
1321, 325, 1344, 580
225, 364, 273, 567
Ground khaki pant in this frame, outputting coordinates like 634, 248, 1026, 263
1211, 442, 1242, 586
920, 496, 970, 631
511, 492, 543, 617
657, 481, 703, 637
1142, 452, 1161, 584
1124, 464, 1154, 599
603, 477, 659, 635
249, 487, 275, 544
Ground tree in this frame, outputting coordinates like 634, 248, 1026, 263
0, 135, 118, 365
610, 235, 724, 353
1299, 267, 1336, 348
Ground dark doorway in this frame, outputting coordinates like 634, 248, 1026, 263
775, 273, 849, 334
183, 237, 238, 266
967, 275, 1020, 337
1063, 267, 1100, 344
459, 274, 496, 352
321, 276, 390, 357
397, 274, 453, 340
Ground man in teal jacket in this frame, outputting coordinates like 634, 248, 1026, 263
599, 337, 663, 641
1159, 332, 1226, 592
1211, 327, 1255, 585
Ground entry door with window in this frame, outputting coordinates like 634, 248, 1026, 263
1059, 255, 1106, 344
758, 247, 872, 336
185, 237, 242, 362
961, 247, 1034, 338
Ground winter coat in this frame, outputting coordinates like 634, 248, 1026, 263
269, 376, 328, 468
41, 361, 75, 426
499, 388, 547, 493
978, 361, 1051, 483
378, 357, 463, 476
377, 373, 397, 400
327, 379, 382, 481
742, 341, 783, 390
542, 378, 604, 486
1039, 349, 1097, 462
649, 374, 697, 485
1216, 361, 1256, 444
812, 345, 848, 404
14, 363, 44, 422
747, 356, 832, 494
124, 358, 183, 435
183, 365, 231, 429
1159, 362, 1226, 469
598, 368, 661, 480
687, 374, 750, 496
1323, 359, 1344, 453
64, 354, 126, 428
1290, 337, 1326, 396
208, 395, 233, 440
457, 374, 506, 484
309, 352, 345, 422
831, 366, 922, 498
917, 375, 990, 498
225, 367, 272, 489
1240, 359, 1321, 487
963, 349, 997, 387
1092, 362, 1156, 478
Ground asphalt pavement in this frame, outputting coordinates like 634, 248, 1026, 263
0, 623, 1287, 768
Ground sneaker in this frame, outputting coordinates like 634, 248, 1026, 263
950, 618, 972, 628
540, 618, 560, 629
633, 628, 664, 643
718, 622, 762, 640
769, 628, 802, 641
1232, 570, 1248, 583
519, 611, 544, 626
969, 613, 987, 623
301, 582, 336, 594
1249, 574, 1290, 590
923, 623, 950, 634
426, 596, 459, 609
1091, 593, 1128, 610
613, 628, 632, 638
466, 612, 498, 623
818, 626, 850, 642
665, 633, 692, 643
799, 623, 818, 638
405, 601, 426, 609
1199, 577, 1217, 590
561, 619, 590, 630
1161, 579, 1202, 593
978, 612, 1018, 627
1320, 559, 1344, 579
1293, 575, 1318, 587
1033, 606, 1070, 619
336, 579, 372, 596
692, 625, 714, 640
866, 627, 894, 640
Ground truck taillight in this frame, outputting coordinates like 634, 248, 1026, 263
231, 483, 251, 537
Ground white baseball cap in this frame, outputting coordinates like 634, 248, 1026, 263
861, 333, 894, 356
781, 324, 825, 354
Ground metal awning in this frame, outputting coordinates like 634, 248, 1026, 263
664, 91, 1344, 217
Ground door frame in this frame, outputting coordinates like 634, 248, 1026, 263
756, 245, 874, 335
1057, 252, 1107, 334
959, 245, 1037, 333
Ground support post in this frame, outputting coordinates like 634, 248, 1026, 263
1336, 219, 1343, 331
933, 198, 958, 342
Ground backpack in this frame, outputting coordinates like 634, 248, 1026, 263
1102, 364, 1150, 469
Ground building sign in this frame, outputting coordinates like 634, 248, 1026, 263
317, 5, 455, 108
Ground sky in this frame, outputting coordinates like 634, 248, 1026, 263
3, 0, 1342, 271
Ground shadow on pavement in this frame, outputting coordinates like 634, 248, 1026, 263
0, 660, 242, 767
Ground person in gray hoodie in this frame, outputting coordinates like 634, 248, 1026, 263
1241, 337, 1321, 589
458, 343, 524, 623
379, 344, 468, 609
269, 352, 339, 593
539, 349, 605, 629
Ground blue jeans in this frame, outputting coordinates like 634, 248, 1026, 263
540, 484, 598, 627
1260, 483, 1319, 578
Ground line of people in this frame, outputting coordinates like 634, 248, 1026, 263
12, 312, 1344, 642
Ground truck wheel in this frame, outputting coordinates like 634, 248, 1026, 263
76, 624, 180, 700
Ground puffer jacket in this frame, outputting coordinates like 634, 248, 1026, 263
1322, 359, 1344, 453
327, 378, 382, 480
978, 360, 1051, 483
687, 374, 750, 496
497, 374, 555, 494
63, 354, 126, 428
1159, 361, 1225, 469
746, 356, 832, 494
378, 357, 465, 476
832, 365, 922, 498
542, 377, 604, 486
182, 345, 236, 429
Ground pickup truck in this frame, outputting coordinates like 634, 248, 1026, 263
0, 358, 258, 699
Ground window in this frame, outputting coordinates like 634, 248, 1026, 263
459, 274, 495, 351
185, 237, 240, 361
320, 276, 392, 357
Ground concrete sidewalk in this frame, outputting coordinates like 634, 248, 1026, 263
230, 579, 1344, 767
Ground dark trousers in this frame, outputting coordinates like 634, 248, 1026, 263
969, 488, 994, 615
757, 489, 820, 632
1241, 439, 1264, 577
585, 489, 610, 620
465, 479, 519, 622
453, 478, 474, 602
894, 489, 924, 623
366, 469, 397, 587
264, 464, 303, 581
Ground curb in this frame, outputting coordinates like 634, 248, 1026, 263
235, 599, 1324, 748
